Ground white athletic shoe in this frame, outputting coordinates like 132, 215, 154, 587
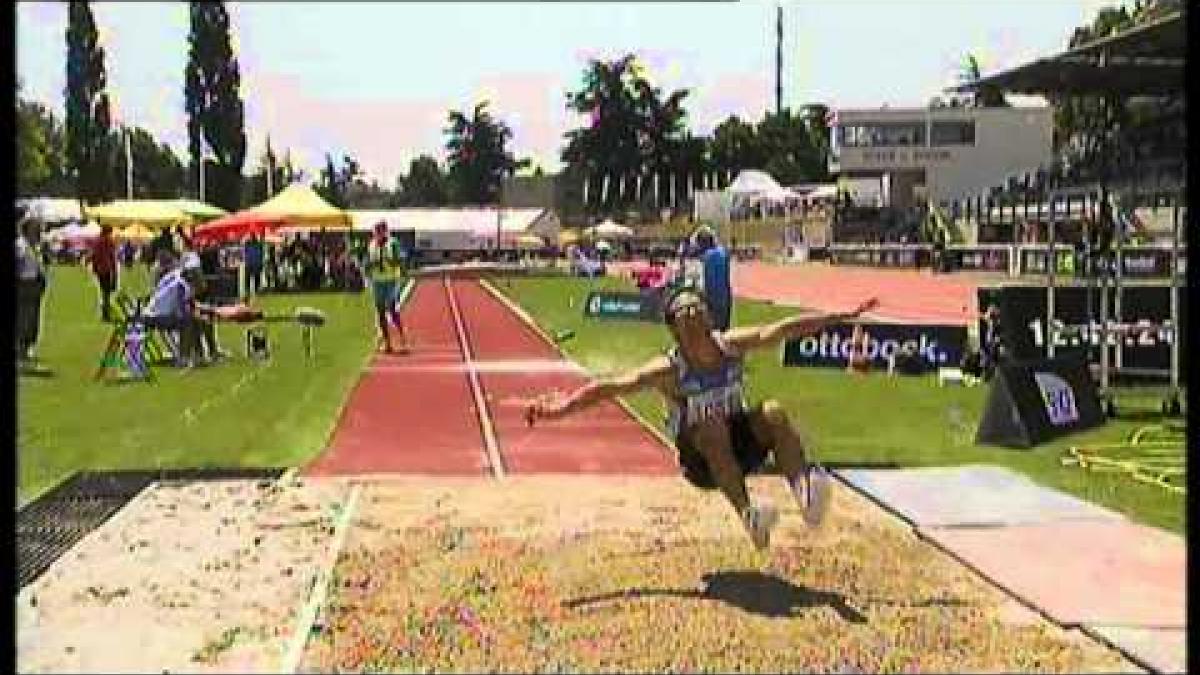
741, 502, 780, 550
790, 465, 832, 528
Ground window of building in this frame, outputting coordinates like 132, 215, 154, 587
838, 122, 926, 148
931, 120, 976, 146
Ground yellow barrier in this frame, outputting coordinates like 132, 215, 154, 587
1062, 425, 1186, 495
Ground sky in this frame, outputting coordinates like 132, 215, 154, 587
16, 0, 1117, 186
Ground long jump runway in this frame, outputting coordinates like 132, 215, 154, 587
305, 278, 675, 478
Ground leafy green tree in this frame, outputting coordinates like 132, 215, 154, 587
755, 109, 824, 185
563, 54, 691, 210
17, 87, 72, 197
114, 126, 188, 198
396, 155, 450, 206
958, 54, 1009, 107
445, 101, 528, 204
185, 1, 247, 211
64, 0, 114, 204
710, 115, 762, 178
315, 153, 361, 208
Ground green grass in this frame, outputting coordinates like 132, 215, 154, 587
494, 274, 1186, 534
17, 264, 381, 506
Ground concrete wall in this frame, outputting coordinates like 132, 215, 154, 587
833, 107, 1053, 206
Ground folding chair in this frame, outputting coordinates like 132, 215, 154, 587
114, 293, 179, 364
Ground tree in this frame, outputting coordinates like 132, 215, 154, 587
755, 109, 825, 185
185, 1, 247, 210
245, 138, 286, 205
958, 54, 1009, 107
315, 153, 361, 208
709, 115, 762, 177
64, 0, 114, 205
17, 88, 71, 197
115, 126, 188, 198
444, 101, 528, 204
397, 155, 450, 206
562, 54, 691, 210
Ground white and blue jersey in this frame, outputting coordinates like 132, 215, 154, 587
665, 333, 747, 439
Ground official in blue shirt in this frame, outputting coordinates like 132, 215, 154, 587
695, 228, 733, 330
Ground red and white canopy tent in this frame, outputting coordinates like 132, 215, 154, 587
191, 210, 288, 246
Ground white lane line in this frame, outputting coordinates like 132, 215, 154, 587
280, 481, 362, 674
444, 278, 506, 479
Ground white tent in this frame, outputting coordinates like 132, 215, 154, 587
18, 198, 83, 225
727, 170, 784, 196
45, 221, 100, 243
584, 219, 633, 238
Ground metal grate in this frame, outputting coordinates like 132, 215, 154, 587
17, 467, 286, 589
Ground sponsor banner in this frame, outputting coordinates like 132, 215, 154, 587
582, 290, 664, 322
828, 246, 929, 268
946, 247, 1010, 273
976, 355, 1104, 448
782, 322, 967, 369
1017, 248, 1078, 276
977, 284, 1186, 373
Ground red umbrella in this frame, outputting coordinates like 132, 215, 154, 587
192, 210, 288, 246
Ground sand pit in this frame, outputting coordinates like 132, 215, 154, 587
299, 476, 1139, 673
17, 477, 352, 674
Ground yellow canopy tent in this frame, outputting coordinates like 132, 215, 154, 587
557, 229, 581, 245
247, 183, 351, 229
116, 223, 157, 241
165, 199, 227, 222
85, 200, 190, 229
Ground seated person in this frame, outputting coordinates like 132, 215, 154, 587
142, 253, 226, 366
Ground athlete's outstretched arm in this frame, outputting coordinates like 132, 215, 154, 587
526, 355, 672, 424
725, 297, 879, 353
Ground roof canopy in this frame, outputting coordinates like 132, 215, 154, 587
249, 183, 350, 229
166, 199, 227, 222
85, 200, 191, 229
950, 10, 1184, 96
192, 210, 288, 246
727, 170, 784, 195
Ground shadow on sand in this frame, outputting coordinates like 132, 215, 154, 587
563, 570, 869, 623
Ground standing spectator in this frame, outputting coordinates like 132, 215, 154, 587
365, 221, 410, 354
89, 224, 119, 321
243, 234, 265, 296
979, 305, 1005, 380
16, 217, 48, 364
695, 227, 733, 330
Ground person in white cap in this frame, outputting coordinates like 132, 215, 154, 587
143, 252, 225, 366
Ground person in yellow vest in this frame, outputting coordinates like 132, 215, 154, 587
366, 221, 410, 354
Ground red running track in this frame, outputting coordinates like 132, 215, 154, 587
732, 261, 985, 326
305, 280, 490, 477
306, 278, 676, 477
453, 280, 676, 476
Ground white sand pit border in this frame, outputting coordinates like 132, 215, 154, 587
17, 476, 352, 674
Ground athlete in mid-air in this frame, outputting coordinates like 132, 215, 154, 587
526, 285, 879, 549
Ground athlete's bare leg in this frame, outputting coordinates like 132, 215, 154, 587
746, 399, 809, 482
688, 420, 751, 515
376, 309, 393, 352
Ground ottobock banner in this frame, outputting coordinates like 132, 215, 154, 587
782, 322, 967, 370
975, 355, 1104, 448
583, 290, 664, 322
977, 284, 1186, 373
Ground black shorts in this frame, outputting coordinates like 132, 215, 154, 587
675, 408, 770, 489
